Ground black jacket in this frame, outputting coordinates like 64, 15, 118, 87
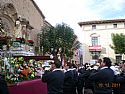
77, 68, 97, 94
42, 70, 65, 94
63, 69, 78, 94
89, 67, 114, 94
0, 74, 9, 94
63, 69, 78, 88
113, 72, 125, 94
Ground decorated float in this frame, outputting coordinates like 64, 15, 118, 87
0, 56, 53, 94
0, 4, 49, 94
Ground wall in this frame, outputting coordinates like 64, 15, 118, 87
0, 0, 45, 46
82, 22, 125, 63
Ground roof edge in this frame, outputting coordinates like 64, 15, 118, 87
78, 19, 125, 26
31, 0, 45, 19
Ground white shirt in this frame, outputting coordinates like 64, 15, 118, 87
100, 66, 108, 70
52, 68, 64, 72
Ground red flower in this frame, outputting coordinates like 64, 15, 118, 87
27, 40, 34, 44
16, 37, 25, 41
16, 37, 22, 40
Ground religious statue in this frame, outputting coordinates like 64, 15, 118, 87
14, 16, 22, 38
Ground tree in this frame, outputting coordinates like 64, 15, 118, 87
110, 33, 125, 54
38, 23, 80, 60
37, 26, 54, 55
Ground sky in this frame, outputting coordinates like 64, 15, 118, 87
34, 0, 125, 43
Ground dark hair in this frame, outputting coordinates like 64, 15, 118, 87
67, 62, 72, 68
72, 63, 77, 69
54, 59, 62, 68
114, 63, 118, 66
103, 57, 112, 67
98, 59, 102, 63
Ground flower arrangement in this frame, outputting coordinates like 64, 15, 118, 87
2, 57, 43, 84
27, 40, 34, 44
16, 37, 25, 44
27, 40, 34, 46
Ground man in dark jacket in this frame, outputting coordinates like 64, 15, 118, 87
0, 74, 9, 94
63, 62, 78, 94
42, 59, 65, 94
113, 60, 125, 94
89, 57, 114, 94
77, 65, 85, 94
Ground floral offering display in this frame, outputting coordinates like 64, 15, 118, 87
27, 40, 34, 46
16, 37, 25, 44
0, 57, 44, 84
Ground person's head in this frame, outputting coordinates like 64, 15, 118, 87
98, 59, 102, 64
100, 57, 112, 68
66, 61, 72, 69
120, 60, 125, 71
72, 63, 77, 69
54, 59, 62, 68
114, 63, 118, 66
50, 59, 62, 70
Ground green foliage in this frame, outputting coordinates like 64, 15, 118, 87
110, 33, 125, 54
35, 46, 39, 54
4, 57, 44, 84
38, 23, 79, 58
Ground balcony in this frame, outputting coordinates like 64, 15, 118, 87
89, 45, 102, 51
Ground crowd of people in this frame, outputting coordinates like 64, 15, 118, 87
1, 56, 125, 94
42, 57, 125, 94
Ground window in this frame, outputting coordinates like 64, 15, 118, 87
91, 37, 98, 46
90, 33, 100, 46
113, 24, 117, 28
92, 25, 96, 30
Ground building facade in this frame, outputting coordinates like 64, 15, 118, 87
71, 39, 83, 65
0, 0, 50, 56
78, 19, 125, 63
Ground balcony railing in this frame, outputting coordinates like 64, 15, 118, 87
89, 45, 102, 51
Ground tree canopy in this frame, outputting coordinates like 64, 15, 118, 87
110, 33, 125, 54
38, 23, 80, 59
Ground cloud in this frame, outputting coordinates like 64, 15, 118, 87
105, 0, 125, 10
34, 0, 125, 22
85, 0, 125, 19
34, 0, 125, 43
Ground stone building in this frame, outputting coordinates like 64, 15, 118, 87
0, 0, 51, 56
78, 19, 125, 63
